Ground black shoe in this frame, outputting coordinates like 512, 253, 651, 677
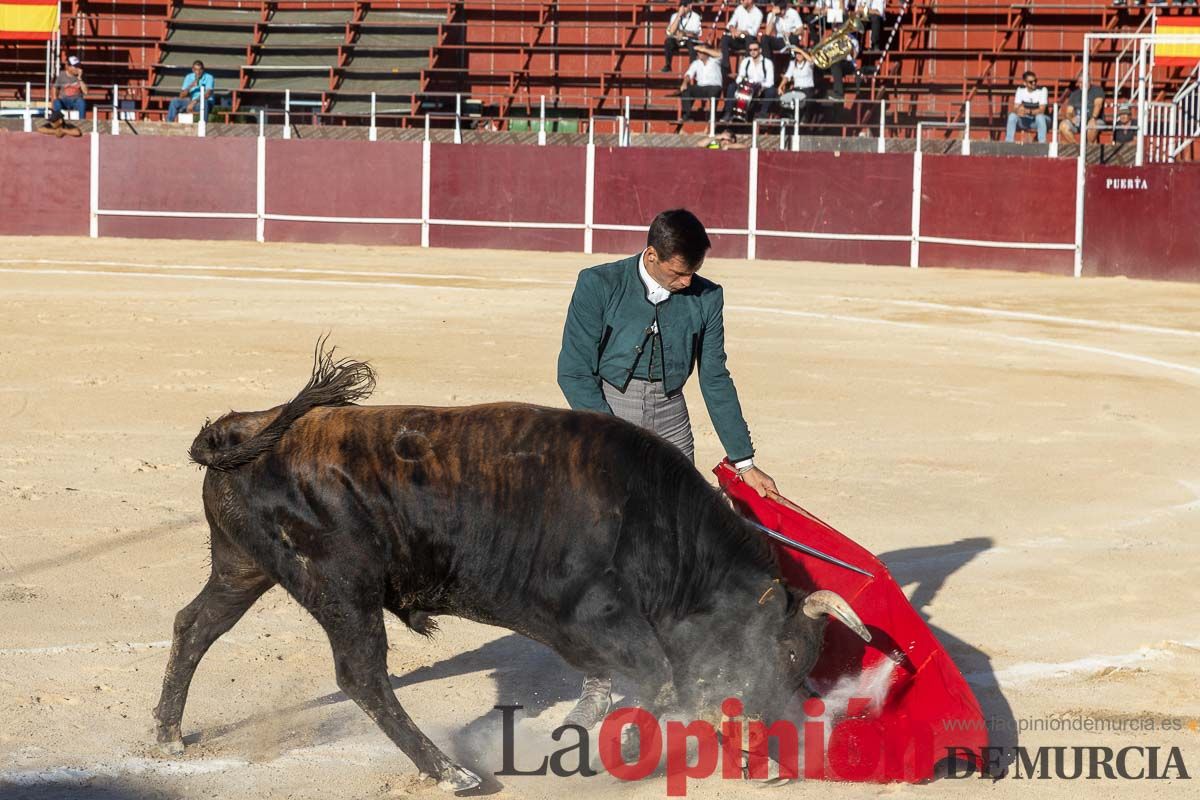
563, 676, 612, 730
661, 64, 672, 73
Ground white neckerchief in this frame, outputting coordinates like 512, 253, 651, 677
638, 252, 671, 305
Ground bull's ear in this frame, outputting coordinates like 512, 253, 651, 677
783, 586, 803, 617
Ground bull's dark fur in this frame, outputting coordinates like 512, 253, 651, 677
155, 343, 826, 790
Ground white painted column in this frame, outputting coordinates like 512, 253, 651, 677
111, 84, 119, 135
421, 115, 431, 248
283, 90, 291, 140
910, 139, 922, 269
878, 98, 886, 154
747, 146, 759, 261
369, 92, 377, 141
89, 126, 99, 238
584, 143, 596, 254
256, 134, 266, 243
538, 95, 547, 146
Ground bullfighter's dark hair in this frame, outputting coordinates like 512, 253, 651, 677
647, 209, 711, 269
188, 335, 375, 471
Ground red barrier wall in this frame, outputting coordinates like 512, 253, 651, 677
592, 147, 750, 259
756, 151, 912, 266
1083, 164, 1200, 282
97, 137, 256, 240
919, 154, 1076, 275
264, 139, 424, 246
0, 133, 90, 237
427, 143, 586, 251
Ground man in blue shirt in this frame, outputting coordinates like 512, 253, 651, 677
168, 60, 215, 122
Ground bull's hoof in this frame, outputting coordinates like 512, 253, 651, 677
156, 738, 185, 757
436, 764, 482, 793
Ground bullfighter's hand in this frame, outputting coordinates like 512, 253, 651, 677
741, 466, 778, 498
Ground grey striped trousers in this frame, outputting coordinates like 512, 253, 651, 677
602, 378, 695, 463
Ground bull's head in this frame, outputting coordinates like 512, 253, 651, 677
671, 580, 870, 727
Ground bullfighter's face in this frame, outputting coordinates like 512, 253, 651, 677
644, 246, 702, 292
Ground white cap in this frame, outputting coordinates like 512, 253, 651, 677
67, 56, 80, 66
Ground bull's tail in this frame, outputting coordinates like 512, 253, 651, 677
188, 336, 376, 471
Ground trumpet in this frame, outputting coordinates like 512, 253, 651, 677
803, 16, 864, 70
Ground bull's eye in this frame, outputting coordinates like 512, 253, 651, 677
789, 650, 797, 663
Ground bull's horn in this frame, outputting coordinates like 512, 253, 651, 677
803, 590, 872, 643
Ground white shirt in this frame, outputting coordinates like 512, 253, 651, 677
816, 0, 845, 24
865, 0, 886, 14
772, 8, 803, 39
638, 252, 671, 307
728, 5, 764, 37
1014, 85, 1047, 110
737, 54, 774, 86
784, 59, 814, 90
686, 57, 725, 88
669, 9, 703, 37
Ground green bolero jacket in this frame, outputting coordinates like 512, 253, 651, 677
556, 253, 754, 462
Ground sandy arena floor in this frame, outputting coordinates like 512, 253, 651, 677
0, 237, 1198, 800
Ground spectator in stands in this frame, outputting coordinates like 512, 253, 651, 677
721, 0, 764, 68
679, 46, 725, 115
857, 0, 886, 53
1060, 82, 1105, 144
663, 0, 705, 72
762, 0, 803, 59
778, 48, 815, 116
168, 60, 215, 123
810, 0, 846, 40
824, 29, 859, 100
37, 109, 83, 138
1004, 70, 1049, 142
721, 39, 777, 121
1112, 103, 1136, 144
52, 56, 87, 120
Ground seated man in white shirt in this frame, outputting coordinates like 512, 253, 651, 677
679, 46, 726, 115
721, 0, 764, 68
762, 0, 804, 59
721, 40, 777, 122
663, 0, 705, 72
857, 0, 887, 52
778, 48, 815, 116
1005, 71, 1049, 143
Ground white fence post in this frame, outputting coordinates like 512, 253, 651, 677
454, 93, 462, 144
747, 145, 758, 260
584, 140, 595, 254
709, 99, 716, 137
111, 84, 119, 135
961, 100, 970, 156
256, 132, 266, 243
910, 125, 923, 269
792, 102, 800, 151
89, 123, 99, 238
283, 89, 291, 140
878, 98, 886, 154
538, 95, 547, 145
369, 92, 377, 141
624, 96, 631, 146
421, 114, 431, 248
1050, 104, 1059, 158
198, 88, 206, 138
259, 107, 265, 137
23, 81, 31, 132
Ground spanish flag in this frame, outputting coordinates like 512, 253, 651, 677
1156, 18, 1200, 67
0, 0, 58, 41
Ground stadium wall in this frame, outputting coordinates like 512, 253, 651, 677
3, 132, 1197, 283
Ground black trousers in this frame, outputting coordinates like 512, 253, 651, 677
720, 33, 758, 65
827, 60, 853, 98
761, 33, 800, 59
681, 83, 722, 115
868, 12, 884, 51
664, 36, 698, 69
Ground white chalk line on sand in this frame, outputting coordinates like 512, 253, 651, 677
967, 639, 1200, 689
0, 258, 573, 286
2, 262, 1197, 382
0, 640, 171, 657
732, 305, 1200, 381
0, 267, 482, 294
822, 295, 1200, 340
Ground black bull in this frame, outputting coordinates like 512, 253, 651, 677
155, 347, 868, 791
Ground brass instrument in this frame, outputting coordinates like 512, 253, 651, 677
804, 16, 864, 70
